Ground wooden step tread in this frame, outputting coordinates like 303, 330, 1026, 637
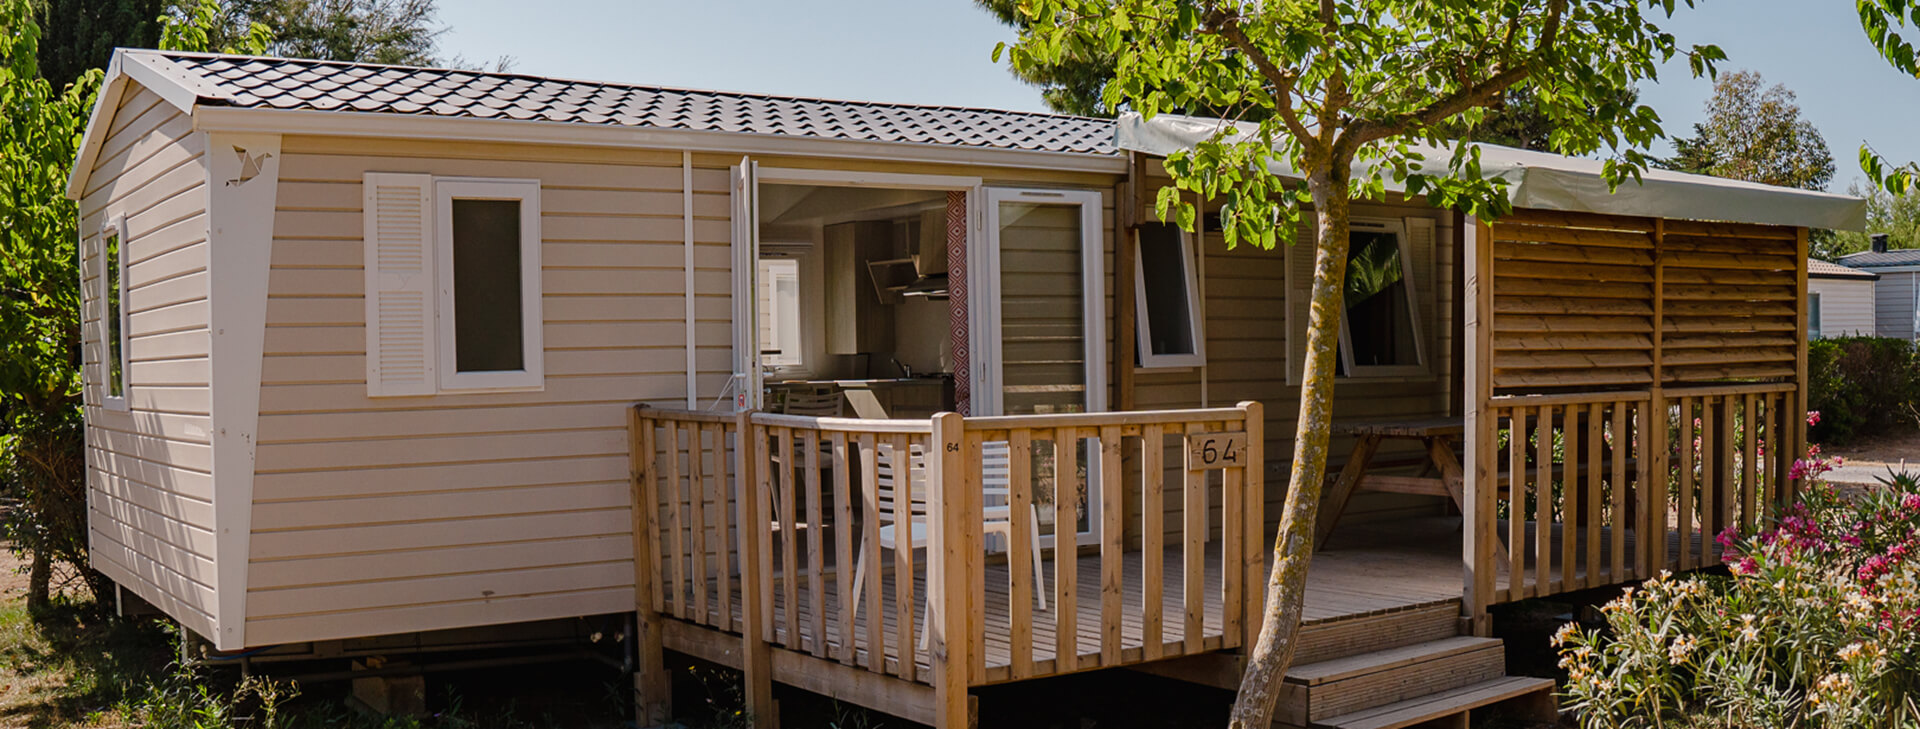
1312, 676, 1556, 729
1287, 636, 1501, 686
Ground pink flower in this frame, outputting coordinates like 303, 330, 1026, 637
1807, 410, 1823, 426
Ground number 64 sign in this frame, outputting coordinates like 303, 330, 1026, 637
1185, 432, 1247, 469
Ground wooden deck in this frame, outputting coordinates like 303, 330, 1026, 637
663, 516, 1465, 685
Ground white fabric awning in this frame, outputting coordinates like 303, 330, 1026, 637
1117, 113, 1868, 231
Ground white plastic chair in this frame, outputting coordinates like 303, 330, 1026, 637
849, 440, 1047, 648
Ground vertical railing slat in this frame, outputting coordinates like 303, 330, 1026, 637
756, 425, 775, 645
1610, 403, 1627, 582
859, 432, 883, 673
712, 423, 734, 634
804, 430, 826, 658
1508, 407, 1528, 601
1008, 428, 1036, 679
1677, 398, 1696, 571
1701, 399, 1718, 566
1183, 421, 1206, 651
1534, 404, 1553, 595
965, 430, 988, 685
1140, 424, 1164, 661
1053, 427, 1079, 673
689, 423, 709, 625
666, 423, 687, 619
1585, 402, 1603, 589
777, 427, 799, 647
890, 432, 916, 682
1099, 425, 1124, 665
833, 431, 855, 665
1561, 407, 1579, 592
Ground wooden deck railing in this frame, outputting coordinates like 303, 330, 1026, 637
1465, 383, 1800, 617
629, 403, 1264, 726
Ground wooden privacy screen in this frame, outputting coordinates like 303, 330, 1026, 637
1489, 210, 1799, 391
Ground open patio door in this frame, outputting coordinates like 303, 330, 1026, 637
975, 187, 1108, 545
730, 157, 761, 411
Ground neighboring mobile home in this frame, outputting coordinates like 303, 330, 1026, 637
71, 50, 1864, 728
1838, 236, 1920, 339
1807, 259, 1878, 338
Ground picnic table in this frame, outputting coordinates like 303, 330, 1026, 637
1315, 417, 1466, 549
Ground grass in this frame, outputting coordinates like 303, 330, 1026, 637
0, 583, 633, 728
0, 595, 175, 728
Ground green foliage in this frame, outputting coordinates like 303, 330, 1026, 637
997, 1, 1721, 251
1, 0, 98, 606
1831, 180, 1920, 257
0, 0, 269, 609
1657, 69, 1835, 192
1806, 336, 1920, 446
161, 0, 273, 55
32, 0, 163, 91
1559, 468, 1920, 728
1856, 1, 1920, 196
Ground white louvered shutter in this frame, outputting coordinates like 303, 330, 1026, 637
363, 172, 437, 397
1405, 216, 1437, 368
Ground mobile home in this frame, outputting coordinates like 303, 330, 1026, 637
70, 50, 1863, 728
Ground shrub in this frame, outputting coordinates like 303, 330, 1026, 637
1558, 457, 1920, 728
1807, 336, 1920, 445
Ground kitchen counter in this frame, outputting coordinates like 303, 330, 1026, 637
767, 377, 952, 419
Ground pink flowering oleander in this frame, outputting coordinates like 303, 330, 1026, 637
1808, 410, 1823, 427
1558, 438, 1920, 728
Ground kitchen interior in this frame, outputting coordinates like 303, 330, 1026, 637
757, 183, 957, 419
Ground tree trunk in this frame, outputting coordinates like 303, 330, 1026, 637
1228, 170, 1353, 729
27, 548, 51, 612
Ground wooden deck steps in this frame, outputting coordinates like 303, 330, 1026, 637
1312, 676, 1556, 729
1276, 636, 1506, 726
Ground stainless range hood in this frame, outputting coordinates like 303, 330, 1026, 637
904, 209, 949, 298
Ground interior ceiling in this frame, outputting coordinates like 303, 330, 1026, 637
759, 184, 945, 240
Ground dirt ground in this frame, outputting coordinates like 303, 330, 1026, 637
1821, 430, 1920, 485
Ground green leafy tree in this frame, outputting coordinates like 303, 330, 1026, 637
998, 3, 1719, 727
0, 0, 265, 611
1658, 69, 1834, 191
1831, 180, 1920, 256
2, 0, 96, 610
1853, 2, 1920, 194
31, 0, 163, 91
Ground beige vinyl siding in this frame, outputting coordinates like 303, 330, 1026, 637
78, 84, 218, 638
245, 136, 732, 645
1810, 277, 1876, 338
1131, 168, 1459, 537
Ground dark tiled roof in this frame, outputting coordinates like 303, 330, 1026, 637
137, 51, 1119, 156
1809, 259, 1878, 280
1837, 248, 1920, 268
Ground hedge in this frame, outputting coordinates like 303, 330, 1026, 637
1806, 336, 1920, 445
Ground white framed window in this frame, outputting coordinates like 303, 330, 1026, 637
1337, 218, 1426, 377
363, 173, 544, 397
435, 179, 544, 392
1133, 222, 1205, 369
757, 258, 802, 368
101, 215, 130, 411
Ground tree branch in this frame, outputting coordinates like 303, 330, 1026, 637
1341, 0, 1567, 150
1201, 5, 1316, 146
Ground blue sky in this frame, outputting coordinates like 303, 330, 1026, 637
438, 1, 1918, 192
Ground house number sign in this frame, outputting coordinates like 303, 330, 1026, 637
1186, 432, 1248, 469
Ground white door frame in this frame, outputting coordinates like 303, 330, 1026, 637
972, 187, 1109, 417
729, 162, 983, 411
974, 187, 1109, 546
